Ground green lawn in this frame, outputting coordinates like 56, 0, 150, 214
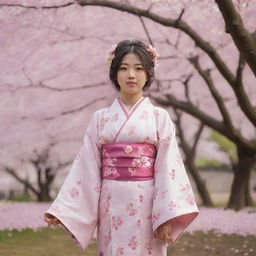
0, 228, 255, 256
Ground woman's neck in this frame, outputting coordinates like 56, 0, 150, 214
119, 93, 144, 106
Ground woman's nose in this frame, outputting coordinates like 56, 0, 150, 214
128, 68, 135, 78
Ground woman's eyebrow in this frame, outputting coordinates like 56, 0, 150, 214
120, 63, 143, 66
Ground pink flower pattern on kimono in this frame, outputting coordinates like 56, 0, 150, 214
111, 113, 119, 122
128, 125, 135, 135
145, 242, 153, 255
176, 152, 183, 165
132, 156, 153, 168
112, 216, 123, 230
162, 135, 172, 144
115, 247, 124, 256
99, 251, 104, 256
104, 166, 120, 178
139, 194, 144, 202
139, 111, 149, 120
178, 183, 196, 206
152, 212, 160, 224
94, 185, 101, 193
137, 219, 141, 227
99, 117, 110, 130
101, 194, 111, 219
104, 231, 112, 248
153, 187, 159, 200
51, 205, 60, 214
169, 169, 176, 180
180, 183, 192, 193
160, 189, 168, 199
70, 187, 79, 198
128, 236, 138, 250
126, 203, 138, 216
169, 200, 179, 211
186, 194, 195, 205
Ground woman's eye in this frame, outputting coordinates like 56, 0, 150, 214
120, 67, 126, 70
137, 67, 143, 70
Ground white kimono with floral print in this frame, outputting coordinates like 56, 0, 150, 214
46, 96, 199, 256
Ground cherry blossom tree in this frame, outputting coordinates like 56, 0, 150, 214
173, 109, 214, 206
0, 0, 255, 211
2, 142, 72, 201
74, 0, 256, 210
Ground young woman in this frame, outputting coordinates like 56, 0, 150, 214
44, 39, 199, 256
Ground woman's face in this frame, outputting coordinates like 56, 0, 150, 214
116, 53, 147, 97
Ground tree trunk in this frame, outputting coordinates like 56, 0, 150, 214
227, 147, 255, 210
37, 184, 52, 201
186, 158, 214, 207
245, 173, 254, 206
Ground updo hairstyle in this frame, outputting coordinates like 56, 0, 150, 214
109, 39, 155, 91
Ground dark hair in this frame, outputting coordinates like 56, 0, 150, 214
109, 39, 155, 91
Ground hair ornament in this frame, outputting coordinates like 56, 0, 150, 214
105, 44, 116, 66
105, 42, 159, 68
146, 44, 159, 66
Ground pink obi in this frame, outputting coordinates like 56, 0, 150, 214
101, 142, 156, 181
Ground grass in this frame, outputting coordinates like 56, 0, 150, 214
0, 228, 255, 256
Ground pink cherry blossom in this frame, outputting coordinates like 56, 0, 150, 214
0, 203, 255, 238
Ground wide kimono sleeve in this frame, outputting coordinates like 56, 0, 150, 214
45, 112, 102, 250
152, 109, 199, 243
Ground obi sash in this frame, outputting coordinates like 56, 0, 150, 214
101, 142, 156, 181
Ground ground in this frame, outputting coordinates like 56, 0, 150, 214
0, 228, 255, 256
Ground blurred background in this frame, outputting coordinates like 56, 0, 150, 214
0, 0, 256, 255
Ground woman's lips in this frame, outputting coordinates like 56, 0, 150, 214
127, 82, 136, 85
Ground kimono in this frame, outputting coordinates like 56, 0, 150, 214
45, 96, 199, 256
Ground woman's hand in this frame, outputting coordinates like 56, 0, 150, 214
154, 220, 173, 243
44, 213, 61, 227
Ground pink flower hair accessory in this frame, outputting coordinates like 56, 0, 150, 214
105, 44, 117, 66
146, 44, 159, 66
105, 42, 160, 69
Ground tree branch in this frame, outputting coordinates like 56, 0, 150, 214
152, 93, 256, 151
188, 55, 235, 131
192, 122, 205, 154
173, 108, 204, 158
173, 108, 191, 155
236, 53, 246, 85
77, 0, 256, 128
215, 0, 256, 77
36, 81, 107, 91
3, 167, 39, 196
44, 96, 106, 120
0, 2, 75, 9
